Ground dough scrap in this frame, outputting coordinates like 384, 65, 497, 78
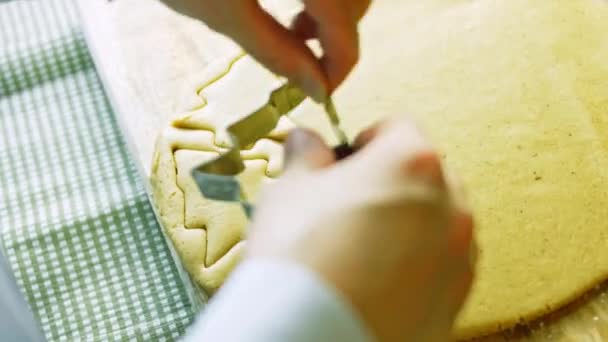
151, 0, 608, 338
172, 53, 296, 147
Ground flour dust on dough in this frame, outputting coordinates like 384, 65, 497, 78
151, 0, 608, 339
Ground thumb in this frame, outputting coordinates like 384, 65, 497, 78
284, 128, 335, 171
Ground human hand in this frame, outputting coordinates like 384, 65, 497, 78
247, 118, 476, 341
161, 0, 371, 102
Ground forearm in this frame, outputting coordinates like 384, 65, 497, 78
182, 259, 373, 342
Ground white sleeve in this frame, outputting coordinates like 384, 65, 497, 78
182, 260, 374, 342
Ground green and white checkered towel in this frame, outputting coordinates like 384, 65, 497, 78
0, 0, 197, 340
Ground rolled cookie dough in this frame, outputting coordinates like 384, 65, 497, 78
151, 55, 290, 292
151, 0, 608, 339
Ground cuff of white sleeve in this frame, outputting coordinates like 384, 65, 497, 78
183, 259, 373, 342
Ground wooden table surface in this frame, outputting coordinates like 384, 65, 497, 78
76, 1, 608, 340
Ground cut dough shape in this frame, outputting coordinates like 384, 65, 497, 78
173, 53, 296, 147
151, 123, 282, 292
175, 150, 272, 266
151, 0, 608, 339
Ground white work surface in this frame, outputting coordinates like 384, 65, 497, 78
75, 0, 236, 310
76, 0, 608, 340
76, 0, 241, 176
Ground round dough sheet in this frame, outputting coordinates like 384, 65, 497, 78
151, 0, 608, 339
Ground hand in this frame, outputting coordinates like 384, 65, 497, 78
161, 0, 372, 101
247, 118, 476, 341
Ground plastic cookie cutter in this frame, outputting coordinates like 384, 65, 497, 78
191, 82, 352, 218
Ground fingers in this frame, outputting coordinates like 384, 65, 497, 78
412, 209, 474, 341
352, 121, 386, 150
291, 0, 372, 93
346, 0, 373, 22
447, 212, 474, 259
229, 2, 328, 102
405, 152, 446, 189
164, 1, 371, 98
444, 168, 478, 270
301, 0, 370, 93
291, 11, 318, 41
339, 118, 452, 214
443, 265, 474, 325
445, 210, 475, 312
352, 118, 437, 180
284, 128, 335, 171
442, 267, 474, 332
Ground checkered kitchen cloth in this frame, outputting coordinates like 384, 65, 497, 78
0, 0, 197, 340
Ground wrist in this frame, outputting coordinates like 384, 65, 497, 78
184, 257, 374, 342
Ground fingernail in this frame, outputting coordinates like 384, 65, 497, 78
284, 129, 310, 166
284, 129, 332, 169
406, 152, 445, 188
